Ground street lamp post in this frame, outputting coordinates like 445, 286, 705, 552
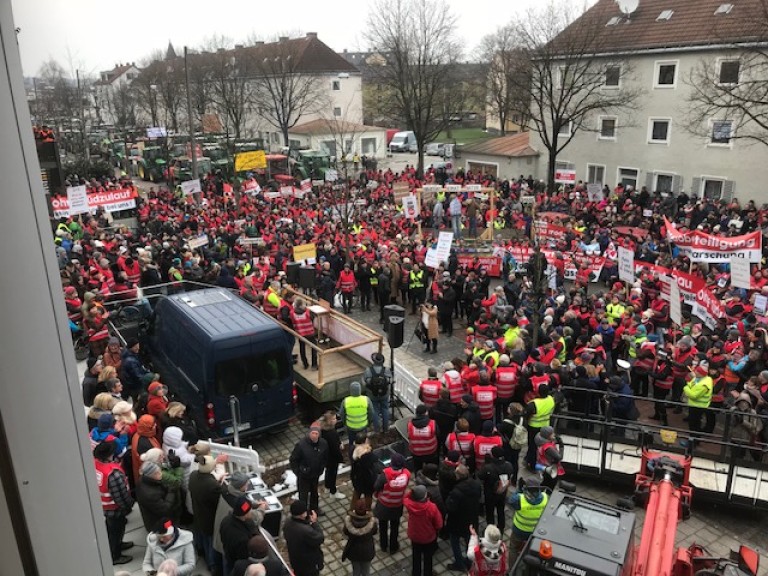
184, 46, 198, 180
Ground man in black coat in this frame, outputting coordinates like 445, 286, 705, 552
289, 424, 329, 514
220, 496, 261, 573
377, 267, 392, 323
188, 456, 226, 575
136, 461, 177, 532
445, 464, 482, 571
283, 501, 325, 576
230, 534, 289, 576
476, 446, 514, 533
437, 280, 457, 336
430, 388, 458, 455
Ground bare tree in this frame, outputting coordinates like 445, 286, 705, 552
36, 58, 77, 128
133, 52, 163, 127
250, 39, 327, 146
685, 2, 768, 147
507, 0, 642, 192
138, 57, 185, 134
479, 25, 530, 136
198, 36, 254, 140
365, 0, 462, 177
104, 82, 137, 132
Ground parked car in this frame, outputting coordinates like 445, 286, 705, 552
424, 142, 445, 156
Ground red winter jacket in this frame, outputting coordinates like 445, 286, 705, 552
404, 493, 443, 544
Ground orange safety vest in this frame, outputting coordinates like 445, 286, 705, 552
419, 379, 441, 408
472, 385, 497, 421
377, 466, 410, 508
537, 440, 565, 476
446, 431, 475, 457
495, 366, 517, 400
474, 435, 503, 470
444, 372, 465, 404
290, 308, 315, 336
408, 420, 438, 456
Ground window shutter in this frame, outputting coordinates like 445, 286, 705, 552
645, 171, 654, 191
691, 177, 702, 196
672, 175, 682, 194
722, 180, 735, 201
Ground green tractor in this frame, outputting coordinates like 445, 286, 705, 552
290, 149, 331, 180
168, 156, 213, 183
137, 146, 167, 183
203, 144, 232, 176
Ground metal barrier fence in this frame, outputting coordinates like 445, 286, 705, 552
548, 387, 768, 509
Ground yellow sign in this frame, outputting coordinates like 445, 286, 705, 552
293, 243, 317, 262
234, 150, 267, 172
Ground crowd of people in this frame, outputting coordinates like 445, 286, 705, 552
56, 161, 768, 575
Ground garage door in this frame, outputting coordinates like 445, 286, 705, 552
467, 161, 498, 178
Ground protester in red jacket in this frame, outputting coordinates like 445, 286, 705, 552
404, 485, 443, 576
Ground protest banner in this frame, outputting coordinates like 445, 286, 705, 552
300, 179, 312, 193
670, 281, 682, 326
535, 220, 578, 243
293, 243, 317, 262
180, 179, 202, 196
243, 179, 261, 193
188, 234, 209, 249
555, 169, 576, 184
325, 169, 338, 182
615, 226, 648, 240
234, 150, 267, 172
402, 194, 419, 220
51, 187, 139, 218
280, 186, 294, 197
618, 247, 635, 283
665, 216, 762, 262
586, 183, 603, 202
392, 182, 411, 202
730, 256, 752, 289
66, 185, 89, 215
456, 254, 504, 277
692, 286, 726, 330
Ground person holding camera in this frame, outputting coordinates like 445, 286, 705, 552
284, 501, 325, 576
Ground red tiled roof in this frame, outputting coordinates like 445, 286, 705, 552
460, 132, 538, 157
558, 0, 767, 53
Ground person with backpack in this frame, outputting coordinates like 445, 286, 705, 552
476, 447, 513, 533
364, 353, 392, 433
497, 403, 527, 485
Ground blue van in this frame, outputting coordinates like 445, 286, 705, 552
150, 289, 295, 439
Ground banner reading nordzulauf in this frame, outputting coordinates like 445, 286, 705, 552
692, 286, 726, 330
51, 188, 138, 218
665, 216, 762, 262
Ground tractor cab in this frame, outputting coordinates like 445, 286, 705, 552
511, 489, 635, 576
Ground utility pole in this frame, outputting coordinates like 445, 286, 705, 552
76, 69, 90, 164
184, 46, 198, 180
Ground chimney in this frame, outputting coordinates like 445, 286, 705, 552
254, 41, 264, 46
306, 32, 318, 39
279, 36, 289, 42
343, 49, 348, 53
235, 44, 243, 49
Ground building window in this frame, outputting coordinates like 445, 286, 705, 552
718, 61, 740, 85
703, 179, 724, 200
587, 164, 605, 185
618, 167, 638, 188
711, 120, 733, 145
655, 174, 674, 193
604, 65, 620, 88
333, 107, 342, 117
598, 116, 617, 139
655, 61, 677, 87
332, 80, 341, 91
649, 119, 671, 144
557, 121, 572, 138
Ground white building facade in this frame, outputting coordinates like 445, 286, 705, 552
531, 0, 768, 203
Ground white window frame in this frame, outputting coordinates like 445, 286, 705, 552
648, 117, 672, 145
653, 171, 676, 193
708, 119, 735, 148
586, 163, 606, 185
557, 121, 573, 138
555, 159, 574, 171
332, 80, 341, 91
717, 58, 741, 86
699, 175, 727, 200
654, 60, 679, 88
617, 166, 639, 188
603, 64, 621, 89
597, 116, 617, 140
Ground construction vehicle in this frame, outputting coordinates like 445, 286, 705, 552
510, 448, 760, 576
137, 145, 167, 182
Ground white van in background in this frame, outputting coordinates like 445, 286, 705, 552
389, 131, 417, 153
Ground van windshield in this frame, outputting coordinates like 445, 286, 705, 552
215, 350, 289, 396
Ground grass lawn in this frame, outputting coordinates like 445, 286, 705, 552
433, 127, 494, 146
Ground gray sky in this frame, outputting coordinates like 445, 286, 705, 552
11, 0, 594, 77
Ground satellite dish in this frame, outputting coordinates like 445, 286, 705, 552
617, 0, 639, 16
